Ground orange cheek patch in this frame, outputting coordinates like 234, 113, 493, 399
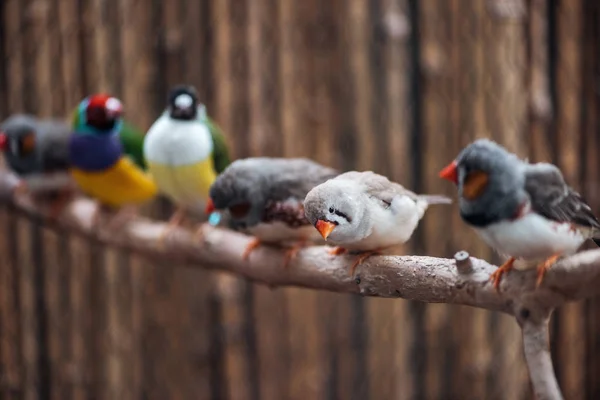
463, 171, 489, 200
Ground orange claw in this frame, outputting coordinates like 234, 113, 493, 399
489, 256, 516, 292
349, 250, 379, 277
328, 246, 348, 256
282, 240, 307, 269
536, 254, 560, 288
242, 238, 262, 261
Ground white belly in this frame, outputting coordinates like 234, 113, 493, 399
476, 213, 587, 261
246, 222, 324, 245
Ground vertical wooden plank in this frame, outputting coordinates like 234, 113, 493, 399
553, 1, 585, 399
17, 218, 40, 400
68, 236, 91, 400
0, 208, 22, 399
4, 0, 25, 111
78, 0, 99, 95
90, 0, 122, 94
57, 0, 85, 113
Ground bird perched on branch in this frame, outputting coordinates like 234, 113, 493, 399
0, 114, 74, 218
71, 95, 148, 170
143, 84, 231, 241
304, 171, 451, 276
206, 157, 339, 267
440, 138, 600, 290
69, 94, 157, 229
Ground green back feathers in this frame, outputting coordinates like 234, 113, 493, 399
205, 116, 231, 174
70, 107, 148, 170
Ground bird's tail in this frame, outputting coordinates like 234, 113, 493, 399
418, 194, 453, 205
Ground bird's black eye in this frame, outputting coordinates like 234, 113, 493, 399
328, 207, 334, 213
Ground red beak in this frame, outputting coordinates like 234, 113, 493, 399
439, 161, 458, 184
0, 133, 7, 151
205, 198, 215, 215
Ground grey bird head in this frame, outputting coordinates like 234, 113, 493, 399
208, 157, 339, 231
304, 179, 371, 243
167, 84, 199, 121
440, 138, 527, 227
0, 114, 41, 175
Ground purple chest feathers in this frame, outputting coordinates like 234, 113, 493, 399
69, 133, 122, 172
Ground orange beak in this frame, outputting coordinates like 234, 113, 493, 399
439, 161, 458, 184
205, 198, 215, 215
315, 219, 336, 240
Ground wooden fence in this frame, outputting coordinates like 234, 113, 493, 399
0, 0, 599, 399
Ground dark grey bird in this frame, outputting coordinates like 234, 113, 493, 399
206, 157, 339, 265
440, 138, 600, 290
0, 114, 73, 216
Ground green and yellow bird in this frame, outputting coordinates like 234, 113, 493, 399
143, 84, 231, 238
71, 97, 148, 169
69, 94, 158, 228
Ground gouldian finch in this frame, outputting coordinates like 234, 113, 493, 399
143, 84, 231, 240
71, 97, 148, 169
440, 138, 600, 290
0, 114, 74, 217
206, 157, 339, 267
69, 94, 157, 229
304, 171, 451, 276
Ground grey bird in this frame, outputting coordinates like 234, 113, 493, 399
440, 138, 600, 290
0, 114, 73, 217
304, 170, 452, 276
206, 157, 339, 266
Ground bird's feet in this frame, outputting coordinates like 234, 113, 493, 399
349, 250, 380, 277
47, 190, 73, 221
328, 246, 348, 256
242, 238, 262, 261
536, 254, 561, 288
489, 257, 516, 292
158, 207, 187, 246
282, 240, 308, 269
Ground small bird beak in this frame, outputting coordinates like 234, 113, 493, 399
205, 198, 215, 215
315, 219, 336, 240
0, 133, 7, 151
439, 161, 458, 184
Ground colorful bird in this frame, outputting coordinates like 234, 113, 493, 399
304, 171, 451, 276
143, 84, 231, 239
440, 138, 600, 290
206, 157, 339, 266
71, 97, 148, 169
0, 114, 74, 217
69, 94, 157, 228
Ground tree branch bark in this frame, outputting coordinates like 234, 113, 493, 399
2, 170, 598, 398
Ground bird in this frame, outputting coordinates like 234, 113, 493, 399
71, 95, 148, 169
68, 94, 158, 229
143, 84, 231, 241
439, 138, 600, 290
206, 157, 339, 267
0, 114, 74, 217
303, 170, 452, 276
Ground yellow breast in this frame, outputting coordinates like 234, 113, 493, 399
70, 157, 158, 208
147, 157, 217, 208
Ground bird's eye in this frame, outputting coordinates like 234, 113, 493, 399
328, 207, 334, 213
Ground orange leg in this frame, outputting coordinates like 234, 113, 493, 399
47, 190, 73, 220
536, 254, 561, 288
489, 257, 516, 292
349, 250, 379, 277
242, 238, 262, 261
328, 246, 348, 256
158, 207, 187, 245
282, 240, 308, 269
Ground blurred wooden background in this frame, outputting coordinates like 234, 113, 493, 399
0, 0, 599, 399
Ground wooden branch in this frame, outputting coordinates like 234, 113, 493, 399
3, 170, 600, 399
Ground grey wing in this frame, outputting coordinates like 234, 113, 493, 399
37, 120, 72, 172
268, 158, 339, 201
525, 162, 600, 230
337, 170, 419, 206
